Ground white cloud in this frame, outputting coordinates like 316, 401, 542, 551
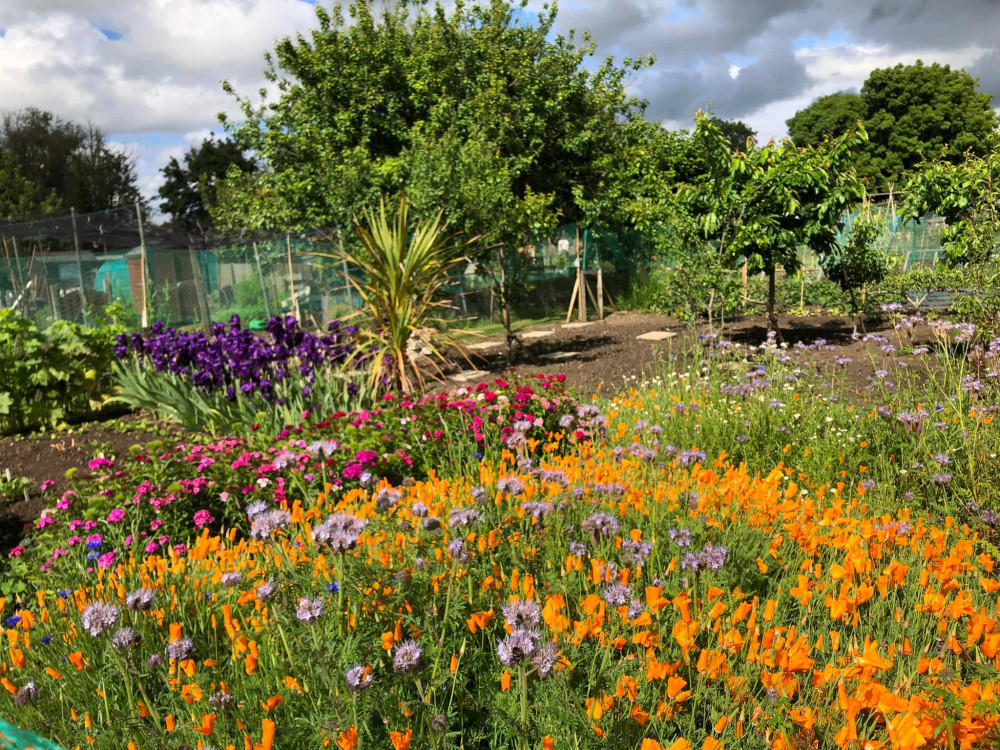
0, 1, 318, 135
0, 0, 996, 206
742, 41, 994, 141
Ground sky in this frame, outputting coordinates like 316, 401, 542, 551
0, 0, 997, 211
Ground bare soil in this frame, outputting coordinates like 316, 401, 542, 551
0, 417, 181, 555
468, 310, 923, 396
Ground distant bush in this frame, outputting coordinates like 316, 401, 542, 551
0, 310, 120, 434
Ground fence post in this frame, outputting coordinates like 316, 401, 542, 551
71, 207, 89, 325
135, 202, 149, 329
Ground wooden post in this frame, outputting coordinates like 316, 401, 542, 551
135, 202, 149, 329
596, 265, 604, 320
188, 245, 212, 331
576, 226, 585, 322
71, 207, 89, 325
48, 283, 60, 321
800, 271, 805, 311
565, 275, 580, 324
252, 242, 272, 318
741, 260, 748, 299
286, 234, 299, 319
2, 235, 16, 296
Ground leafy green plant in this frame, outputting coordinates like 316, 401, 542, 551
819, 201, 889, 329
112, 357, 367, 436
689, 112, 868, 334
317, 197, 477, 394
623, 250, 743, 325
0, 310, 120, 435
0, 468, 30, 505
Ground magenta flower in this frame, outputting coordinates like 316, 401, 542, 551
97, 552, 116, 569
8, 545, 25, 558
40, 480, 55, 492
193, 509, 215, 528
107, 508, 126, 524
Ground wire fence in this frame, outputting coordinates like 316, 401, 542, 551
0, 202, 950, 330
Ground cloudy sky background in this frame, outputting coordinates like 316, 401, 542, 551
0, 0, 997, 210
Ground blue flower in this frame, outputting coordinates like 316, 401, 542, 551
5, 615, 21, 627
40, 636, 52, 645
328, 582, 340, 593
86, 539, 103, 551
58, 589, 72, 599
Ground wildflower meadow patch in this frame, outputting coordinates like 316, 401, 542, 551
5, 320, 1000, 749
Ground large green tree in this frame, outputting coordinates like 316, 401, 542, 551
214, 0, 651, 238
215, 0, 656, 349
786, 62, 998, 188
158, 137, 256, 231
0, 108, 142, 215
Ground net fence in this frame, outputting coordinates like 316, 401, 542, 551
0, 202, 950, 330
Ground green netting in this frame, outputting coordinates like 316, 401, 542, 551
0, 204, 953, 330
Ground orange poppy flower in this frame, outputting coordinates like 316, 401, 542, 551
336, 726, 358, 750
260, 694, 283, 712
390, 728, 413, 750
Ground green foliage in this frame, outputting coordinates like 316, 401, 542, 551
317, 196, 476, 394
689, 112, 868, 329
820, 201, 889, 320
787, 61, 999, 187
112, 356, 367, 436
0, 310, 120, 435
215, 0, 650, 237
0, 108, 142, 213
710, 116, 756, 154
158, 136, 256, 231
0, 152, 61, 218
903, 135, 1000, 266
745, 274, 852, 313
0, 470, 30, 506
786, 91, 865, 150
869, 261, 965, 309
622, 251, 743, 324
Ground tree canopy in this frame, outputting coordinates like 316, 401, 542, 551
0, 108, 142, 216
158, 136, 256, 231
691, 113, 869, 331
711, 117, 756, 154
786, 61, 998, 188
214, 0, 653, 246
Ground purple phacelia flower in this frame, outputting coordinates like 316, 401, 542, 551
393, 640, 423, 673
81, 601, 119, 637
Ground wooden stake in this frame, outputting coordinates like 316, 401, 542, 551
596, 265, 604, 320
286, 234, 299, 319
565, 275, 580, 323
188, 245, 212, 332
576, 226, 585, 322
252, 241, 272, 319
584, 274, 600, 314
135, 202, 149, 329
71, 207, 89, 325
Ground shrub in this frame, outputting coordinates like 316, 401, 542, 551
0, 309, 120, 435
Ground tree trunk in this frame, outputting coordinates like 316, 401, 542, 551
498, 245, 515, 366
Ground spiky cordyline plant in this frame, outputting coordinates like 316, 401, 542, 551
317, 197, 479, 395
